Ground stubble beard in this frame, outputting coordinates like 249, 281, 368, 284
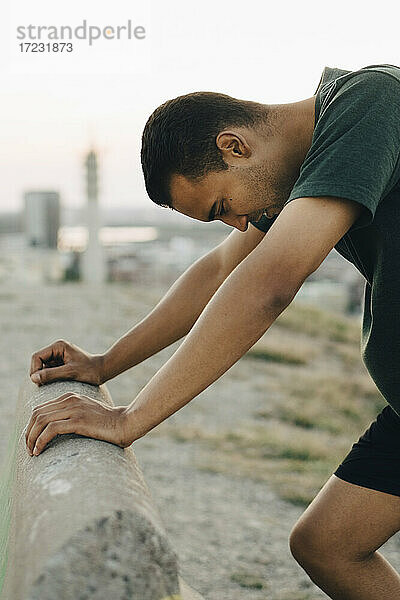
235, 161, 299, 214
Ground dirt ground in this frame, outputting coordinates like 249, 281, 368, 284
1, 281, 399, 599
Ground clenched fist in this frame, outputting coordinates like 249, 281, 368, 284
30, 339, 105, 386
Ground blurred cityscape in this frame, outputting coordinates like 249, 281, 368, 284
0, 149, 365, 316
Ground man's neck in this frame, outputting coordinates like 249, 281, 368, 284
272, 96, 317, 171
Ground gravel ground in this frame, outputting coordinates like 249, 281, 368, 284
1, 281, 399, 599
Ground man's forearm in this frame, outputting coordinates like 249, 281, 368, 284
122, 263, 292, 443
101, 250, 227, 382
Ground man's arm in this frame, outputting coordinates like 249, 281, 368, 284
30, 225, 266, 385
100, 225, 266, 380
122, 196, 363, 443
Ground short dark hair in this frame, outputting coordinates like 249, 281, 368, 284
140, 91, 268, 208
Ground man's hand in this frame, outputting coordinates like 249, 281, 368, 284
30, 340, 105, 386
25, 393, 130, 456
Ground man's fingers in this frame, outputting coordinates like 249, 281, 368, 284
24, 394, 125, 456
26, 398, 78, 454
30, 339, 69, 377
31, 419, 76, 455
30, 353, 44, 376
25, 393, 76, 447
30, 364, 75, 385
30, 344, 57, 375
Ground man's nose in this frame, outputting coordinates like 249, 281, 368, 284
222, 214, 248, 232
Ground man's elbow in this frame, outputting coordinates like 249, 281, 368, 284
259, 268, 309, 313
263, 287, 297, 314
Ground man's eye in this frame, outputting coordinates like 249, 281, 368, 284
219, 202, 227, 217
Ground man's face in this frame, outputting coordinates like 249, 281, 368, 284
167, 97, 316, 231
169, 160, 298, 232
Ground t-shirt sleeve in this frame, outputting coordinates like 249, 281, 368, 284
283, 71, 400, 232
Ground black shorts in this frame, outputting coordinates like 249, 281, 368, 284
334, 404, 400, 497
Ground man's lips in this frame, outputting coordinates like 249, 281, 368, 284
264, 207, 280, 219
247, 209, 278, 223
250, 211, 264, 222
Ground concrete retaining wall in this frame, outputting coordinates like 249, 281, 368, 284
0, 378, 203, 600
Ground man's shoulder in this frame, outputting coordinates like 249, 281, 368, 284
359, 64, 400, 86
339, 66, 400, 93
318, 65, 400, 124
321, 64, 400, 107
317, 63, 400, 90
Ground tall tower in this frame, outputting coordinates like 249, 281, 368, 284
81, 149, 106, 283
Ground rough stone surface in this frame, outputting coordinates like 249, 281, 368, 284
2, 379, 185, 600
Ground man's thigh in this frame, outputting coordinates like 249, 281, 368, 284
290, 474, 400, 561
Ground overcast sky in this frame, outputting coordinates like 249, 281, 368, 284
1, 0, 399, 213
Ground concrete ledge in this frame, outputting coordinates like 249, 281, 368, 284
0, 378, 204, 600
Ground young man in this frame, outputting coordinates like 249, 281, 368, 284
26, 63, 400, 599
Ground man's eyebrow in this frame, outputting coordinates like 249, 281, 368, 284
208, 200, 218, 222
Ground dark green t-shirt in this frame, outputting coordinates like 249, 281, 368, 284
250, 63, 400, 415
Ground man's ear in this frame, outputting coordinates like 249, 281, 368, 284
215, 130, 252, 162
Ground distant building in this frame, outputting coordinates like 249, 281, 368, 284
0, 212, 23, 234
81, 149, 106, 283
24, 191, 60, 248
